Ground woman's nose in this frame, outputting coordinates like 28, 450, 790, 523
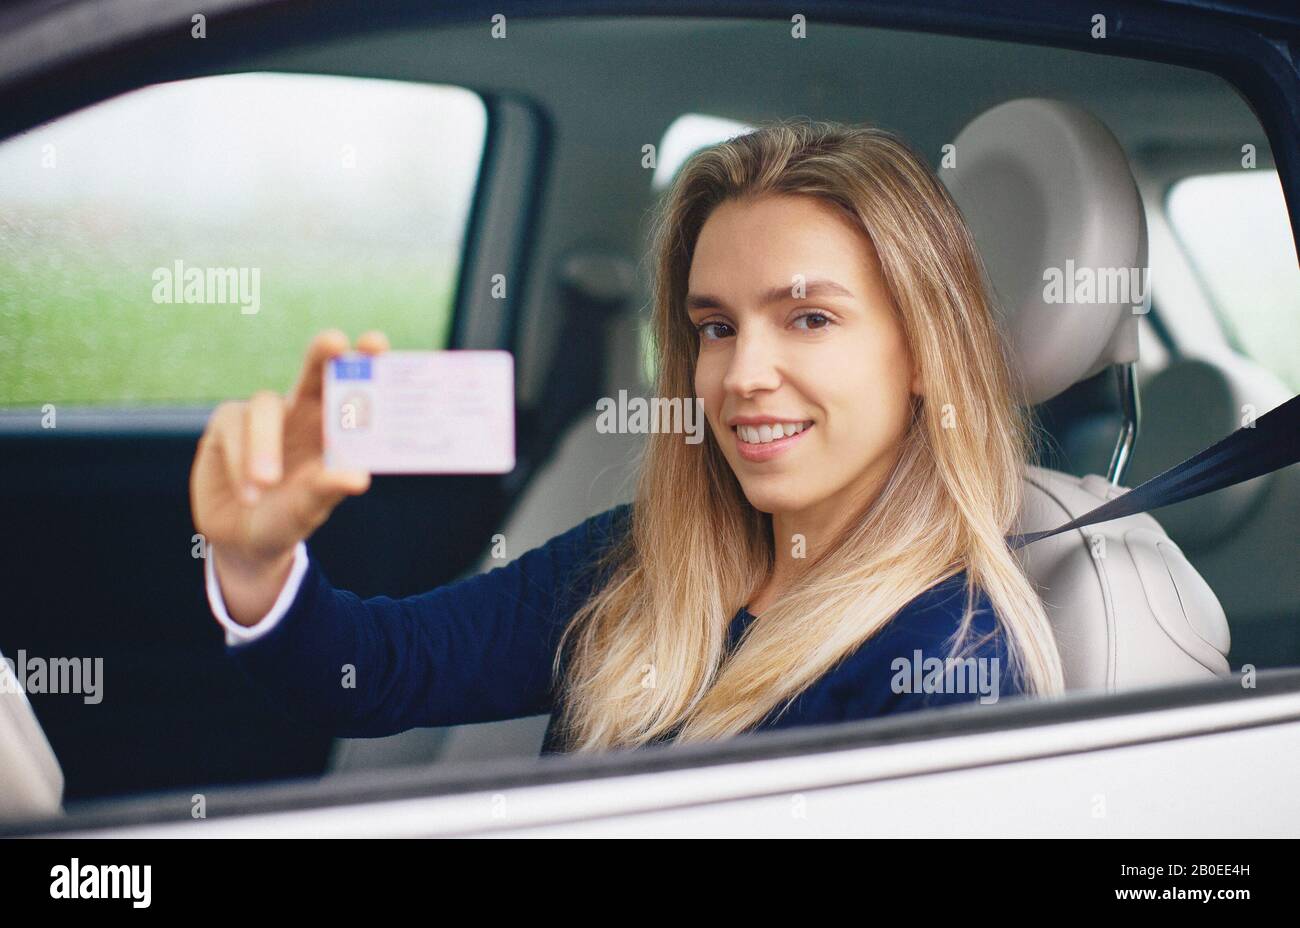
721, 330, 782, 396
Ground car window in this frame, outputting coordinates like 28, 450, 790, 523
0, 72, 486, 407
3, 4, 1299, 841
1165, 170, 1300, 391
642, 112, 757, 383
651, 112, 755, 191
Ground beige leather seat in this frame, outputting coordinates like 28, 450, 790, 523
330, 98, 1234, 771
0, 648, 64, 820
943, 98, 1231, 690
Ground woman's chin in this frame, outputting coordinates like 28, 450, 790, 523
739, 483, 820, 517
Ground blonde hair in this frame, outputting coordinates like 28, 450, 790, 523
549, 118, 1064, 752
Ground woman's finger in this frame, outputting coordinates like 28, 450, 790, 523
289, 329, 350, 406
244, 390, 285, 486
356, 330, 390, 355
312, 466, 372, 498
210, 400, 248, 501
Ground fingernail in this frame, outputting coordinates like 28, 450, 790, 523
253, 455, 279, 481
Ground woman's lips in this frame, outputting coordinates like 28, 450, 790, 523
732, 423, 813, 462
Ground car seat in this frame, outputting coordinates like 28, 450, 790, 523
0, 647, 64, 820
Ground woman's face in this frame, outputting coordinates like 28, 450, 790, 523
689, 193, 921, 523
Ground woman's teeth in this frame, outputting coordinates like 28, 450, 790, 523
734, 421, 812, 444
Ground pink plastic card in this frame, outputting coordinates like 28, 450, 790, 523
323, 350, 515, 474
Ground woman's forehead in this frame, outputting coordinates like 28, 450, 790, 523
687, 197, 881, 305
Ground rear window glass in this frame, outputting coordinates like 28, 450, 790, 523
1165, 170, 1300, 391
0, 72, 486, 407
642, 112, 756, 383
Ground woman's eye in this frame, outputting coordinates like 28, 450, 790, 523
793, 311, 832, 331
696, 321, 734, 340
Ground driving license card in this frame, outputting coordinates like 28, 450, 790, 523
323, 350, 515, 474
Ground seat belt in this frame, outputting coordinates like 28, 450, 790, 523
1008, 393, 1300, 549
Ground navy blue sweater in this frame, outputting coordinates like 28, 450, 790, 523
225, 504, 1020, 754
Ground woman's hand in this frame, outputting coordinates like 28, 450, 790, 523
189, 329, 388, 625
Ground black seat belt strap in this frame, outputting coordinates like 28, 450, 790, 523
1008, 393, 1300, 550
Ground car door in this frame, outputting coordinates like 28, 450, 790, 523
0, 56, 548, 802
0, 0, 1295, 835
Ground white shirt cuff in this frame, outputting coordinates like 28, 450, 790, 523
205, 541, 310, 647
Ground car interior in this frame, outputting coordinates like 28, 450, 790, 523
0, 14, 1296, 817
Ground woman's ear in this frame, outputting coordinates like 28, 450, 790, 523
910, 366, 924, 397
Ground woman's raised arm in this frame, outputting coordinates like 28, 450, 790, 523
218, 504, 630, 737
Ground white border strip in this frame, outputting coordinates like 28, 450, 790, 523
49, 689, 1300, 838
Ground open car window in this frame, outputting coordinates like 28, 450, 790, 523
0, 72, 485, 409
0, 4, 1295, 842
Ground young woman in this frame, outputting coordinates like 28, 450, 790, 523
191, 119, 1064, 755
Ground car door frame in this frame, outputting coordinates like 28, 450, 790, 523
0, 0, 1296, 833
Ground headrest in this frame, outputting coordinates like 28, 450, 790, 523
940, 98, 1146, 405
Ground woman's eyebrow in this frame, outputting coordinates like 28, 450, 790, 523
686, 278, 855, 313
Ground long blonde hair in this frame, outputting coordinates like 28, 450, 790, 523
550, 118, 1064, 752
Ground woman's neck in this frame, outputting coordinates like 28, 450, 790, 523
747, 508, 838, 616
752, 454, 897, 615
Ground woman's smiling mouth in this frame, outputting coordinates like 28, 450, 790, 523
731, 420, 814, 462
